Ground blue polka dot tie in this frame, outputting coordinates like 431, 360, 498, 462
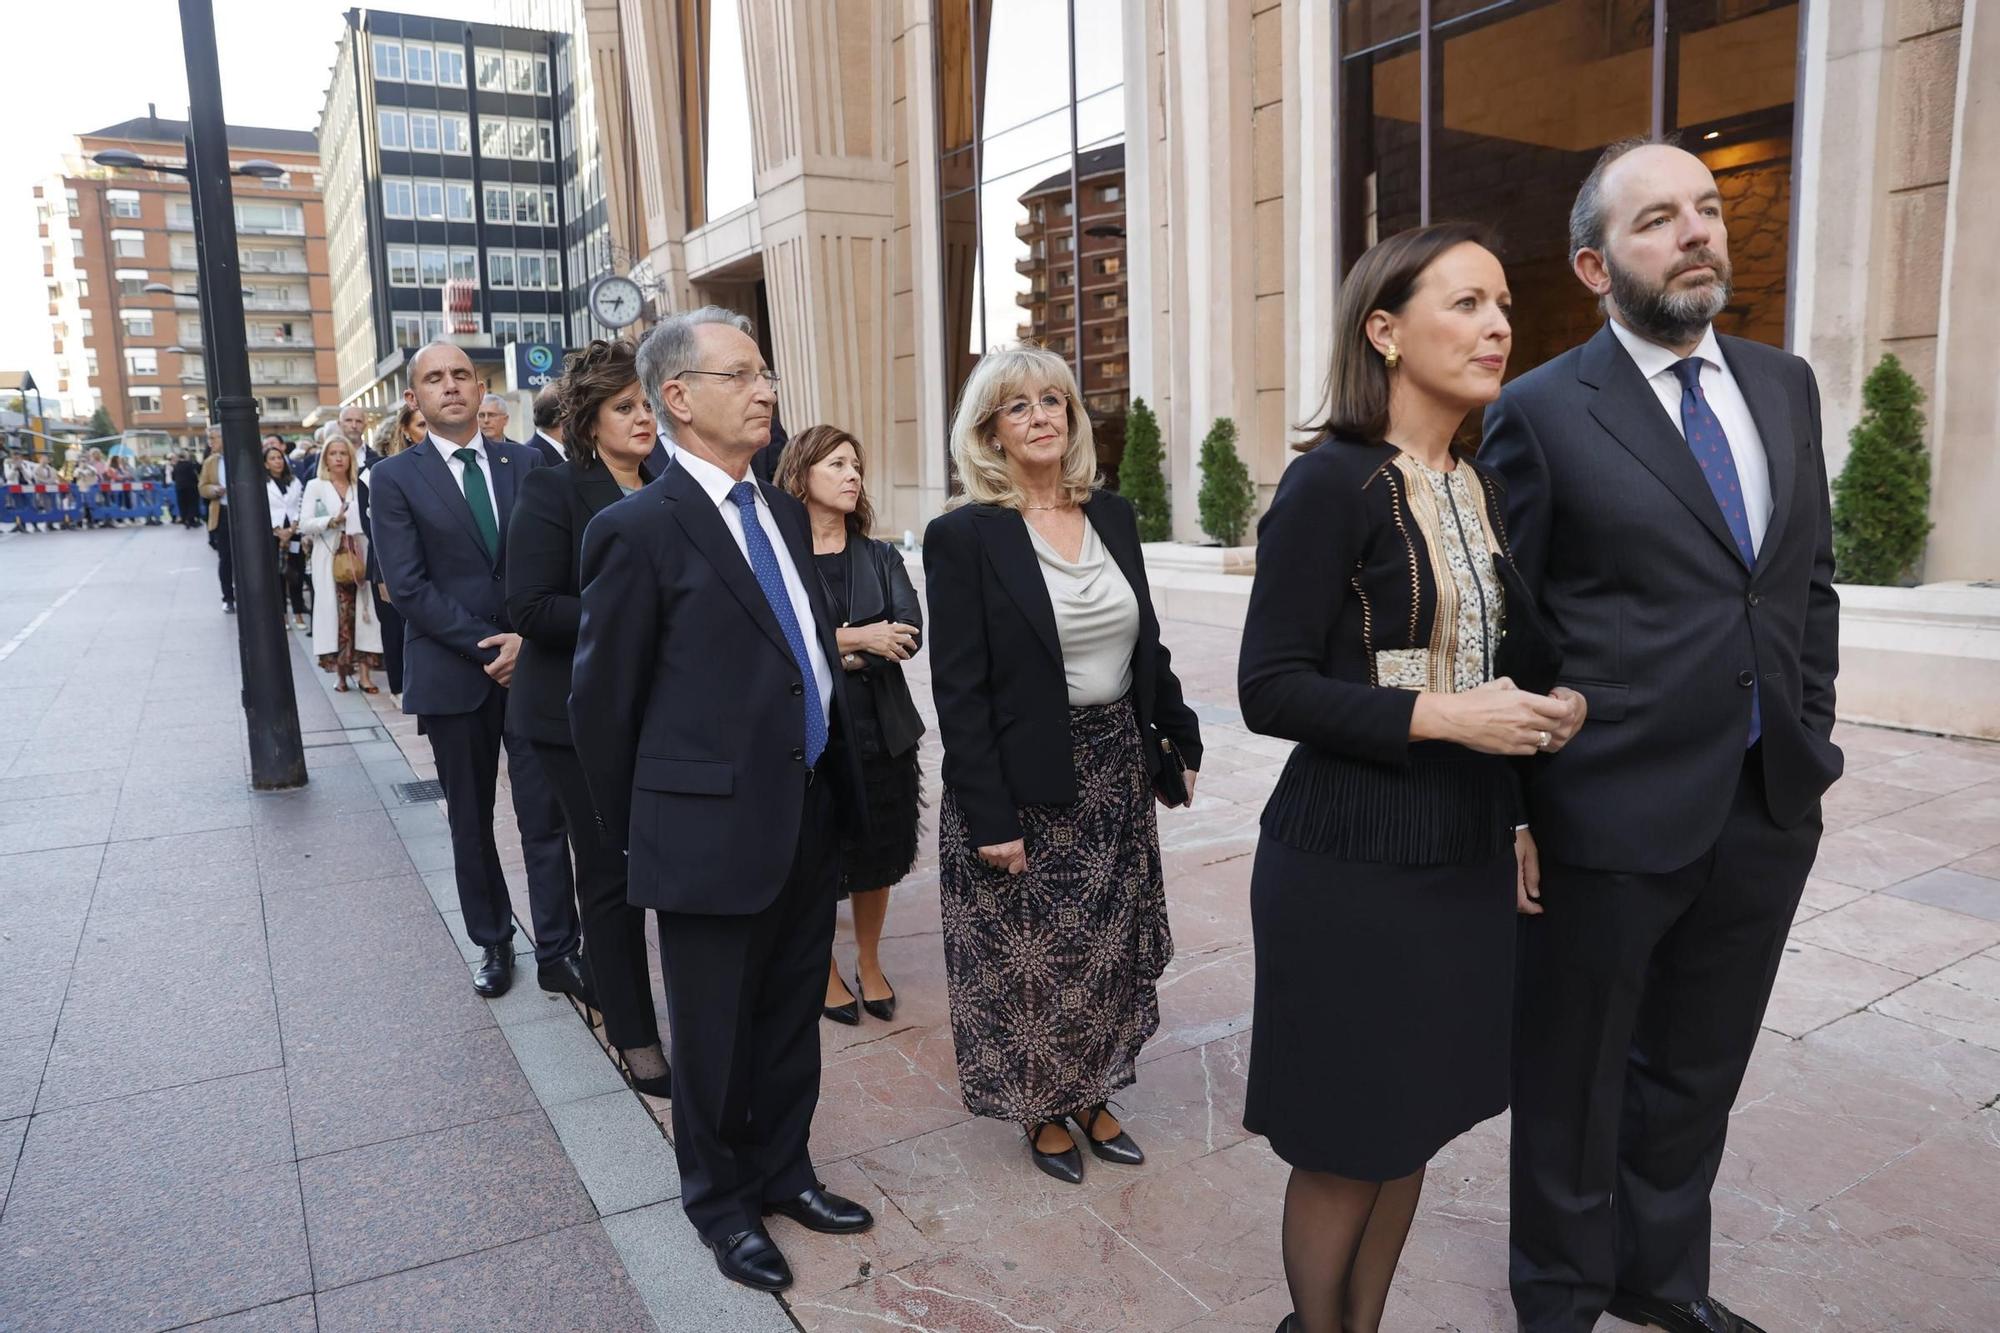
1672, 357, 1760, 746
728, 481, 828, 768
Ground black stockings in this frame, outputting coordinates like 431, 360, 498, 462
1281, 1165, 1426, 1333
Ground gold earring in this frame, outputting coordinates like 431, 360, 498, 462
1384, 345, 1401, 369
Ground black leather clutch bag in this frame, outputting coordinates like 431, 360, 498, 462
1492, 552, 1563, 697
1152, 732, 1191, 807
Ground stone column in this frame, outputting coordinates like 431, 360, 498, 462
1282, 0, 1336, 473
898, 0, 952, 532
616, 0, 694, 307
738, 0, 898, 467
1927, 0, 1999, 580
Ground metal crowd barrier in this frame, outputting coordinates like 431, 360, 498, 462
2, 483, 79, 528
2, 483, 172, 527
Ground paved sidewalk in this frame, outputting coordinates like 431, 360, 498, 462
6, 526, 2000, 1332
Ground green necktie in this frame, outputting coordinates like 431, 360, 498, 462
453, 447, 499, 562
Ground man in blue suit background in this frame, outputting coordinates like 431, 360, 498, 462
369, 342, 589, 1002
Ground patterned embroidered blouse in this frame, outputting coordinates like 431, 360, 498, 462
1371, 454, 1507, 695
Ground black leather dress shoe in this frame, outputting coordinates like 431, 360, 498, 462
1072, 1105, 1145, 1165
1026, 1121, 1085, 1184
858, 971, 896, 1022
765, 1185, 874, 1234
472, 944, 513, 997
1606, 1293, 1767, 1333
706, 1227, 792, 1292
537, 949, 596, 1008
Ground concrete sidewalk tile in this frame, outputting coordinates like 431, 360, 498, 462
0, 1161, 311, 1333
36, 983, 283, 1113
482, 962, 579, 1027
547, 1089, 681, 1215
1790, 893, 2000, 978
1884, 865, 2000, 923
0, 965, 67, 1046
96, 823, 255, 875
180, 1295, 318, 1331
398, 829, 458, 874
1872, 949, 2000, 1050
0, 1114, 24, 1213
1763, 941, 1914, 1039
601, 1200, 796, 1333
0, 815, 106, 856
0, 842, 107, 891
287, 1026, 539, 1159
270, 938, 496, 1059
87, 857, 266, 913
299, 1109, 595, 1289
255, 810, 416, 883
502, 1015, 627, 1107
315, 1222, 654, 1333
261, 869, 438, 924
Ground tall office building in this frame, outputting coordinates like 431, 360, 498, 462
35, 108, 335, 450
1014, 144, 1130, 422
319, 9, 582, 409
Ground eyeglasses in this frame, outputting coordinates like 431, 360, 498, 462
673, 367, 782, 390
995, 391, 1067, 424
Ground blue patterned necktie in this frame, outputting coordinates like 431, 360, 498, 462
1672, 357, 1760, 746
727, 481, 828, 767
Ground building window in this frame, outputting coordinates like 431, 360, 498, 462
166, 197, 194, 229
1101, 185, 1121, 203
440, 113, 470, 154
492, 315, 520, 342
538, 123, 554, 161
547, 250, 563, 287
130, 390, 162, 414
513, 186, 541, 226
126, 348, 158, 377
392, 313, 423, 347
436, 45, 465, 87
489, 251, 516, 289
121, 309, 154, 337
475, 48, 505, 91
382, 178, 413, 219
542, 188, 557, 223
387, 246, 417, 285
414, 180, 445, 220
404, 41, 434, 84
419, 246, 448, 287
1098, 292, 1118, 310
1097, 256, 1121, 276
480, 118, 508, 159
422, 314, 448, 342
409, 112, 440, 152
506, 52, 534, 94
235, 201, 303, 234
483, 186, 511, 223
449, 248, 479, 284
535, 56, 551, 96
378, 109, 409, 151
510, 120, 537, 161
371, 38, 403, 81
109, 229, 146, 259
262, 396, 299, 416
518, 252, 544, 289
179, 316, 203, 343
107, 189, 141, 219
445, 182, 475, 222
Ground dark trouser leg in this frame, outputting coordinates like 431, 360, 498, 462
657, 778, 837, 1242
1510, 852, 1694, 1332
533, 740, 658, 1048
423, 687, 513, 950
1615, 762, 1818, 1303
503, 727, 577, 964
213, 510, 234, 603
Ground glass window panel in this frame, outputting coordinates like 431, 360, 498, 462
538, 123, 554, 161
441, 113, 470, 154
543, 188, 557, 221
535, 56, 551, 96
519, 253, 544, 289
387, 246, 417, 285
445, 182, 475, 222
480, 118, 508, 159
381, 178, 413, 218
436, 46, 465, 87
705, 0, 756, 217
506, 53, 534, 94
372, 38, 402, 80
492, 315, 519, 341
415, 180, 445, 220
475, 48, 506, 91
410, 112, 440, 152
450, 248, 479, 282
1342, 0, 1419, 55
513, 186, 540, 225
484, 186, 511, 222
489, 252, 516, 288
378, 109, 408, 150
419, 247, 448, 286
404, 42, 434, 84
510, 119, 538, 160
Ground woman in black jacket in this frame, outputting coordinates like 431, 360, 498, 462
1237, 223, 1582, 1333
924, 344, 1203, 1186
774, 426, 926, 1025
504, 339, 670, 1097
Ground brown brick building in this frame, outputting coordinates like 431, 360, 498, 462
1013, 142, 1130, 422
36, 109, 339, 454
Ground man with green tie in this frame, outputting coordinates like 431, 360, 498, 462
368, 342, 590, 1005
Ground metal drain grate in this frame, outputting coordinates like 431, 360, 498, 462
392, 779, 447, 804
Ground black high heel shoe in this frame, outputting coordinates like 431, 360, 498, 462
1025, 1120, 1084, 1184
614, 1046, 672, 1099
857, 970, 896, 1022
1071, 1104, 1144, 1165
822, 977, 859, 1026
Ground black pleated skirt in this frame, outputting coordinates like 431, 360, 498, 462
1243, 837, 1515, 1180
838, 745, 923, 897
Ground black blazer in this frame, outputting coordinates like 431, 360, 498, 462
819, 532, 927, 760
526, 432, 566, 469
1481, 323, 1842, 874
922, 490, 1203, 849
368, 437, 546, 717
569, 462, 865, 916
504, 459, 653, 749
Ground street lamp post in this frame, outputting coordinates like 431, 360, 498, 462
92, 4, 305, 790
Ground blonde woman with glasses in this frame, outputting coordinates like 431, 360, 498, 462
924, 344, 1203, 1185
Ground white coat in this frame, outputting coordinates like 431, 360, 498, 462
299, 476, 383, 661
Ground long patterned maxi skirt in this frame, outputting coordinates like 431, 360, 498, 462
939, 698, 1172, 1124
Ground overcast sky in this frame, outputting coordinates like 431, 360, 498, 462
0, 0, 1111, 404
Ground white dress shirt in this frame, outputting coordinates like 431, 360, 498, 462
429, 432, 490, 500
267, 475, 303, 528
534, 430, 568, 462
671, 446, 835, 724
1608, 318, 1773, 553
